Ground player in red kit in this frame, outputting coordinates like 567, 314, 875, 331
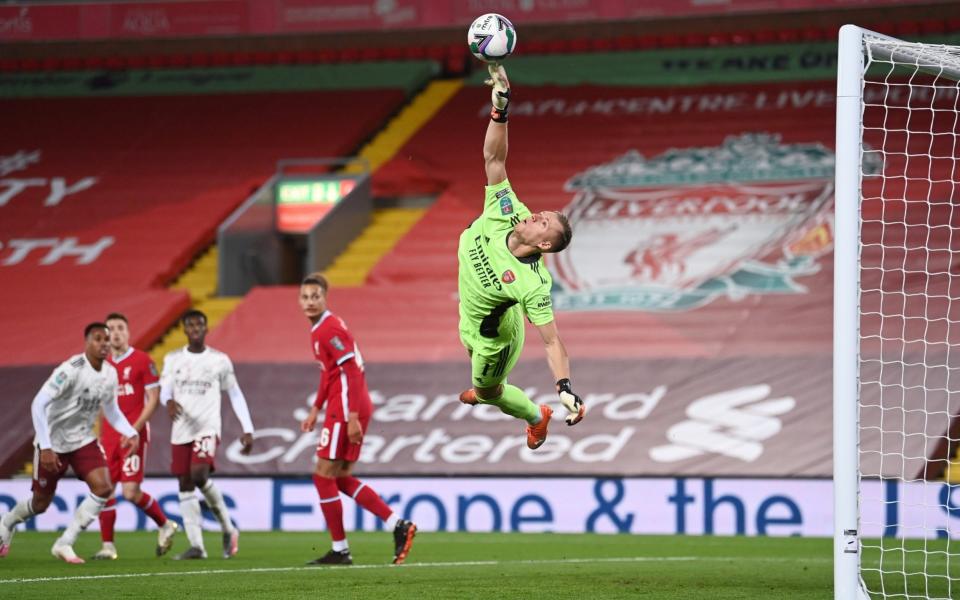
298, 273, 417, 566
93, 313, 178, 560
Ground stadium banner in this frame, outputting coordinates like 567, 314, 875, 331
0, 0, 946, 42
0, 477, 956, 538
134, 359, 840, 478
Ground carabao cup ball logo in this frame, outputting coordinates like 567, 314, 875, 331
468, 13, 517, 63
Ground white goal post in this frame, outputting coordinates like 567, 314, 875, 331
835, 24, 960, 600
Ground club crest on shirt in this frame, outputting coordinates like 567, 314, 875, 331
502, 270, 516, 283
330, 336, 346, 351
123, 366, 132, 380
55, 371, 67, 385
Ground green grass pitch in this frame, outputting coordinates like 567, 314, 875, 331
0, 531, 955, 599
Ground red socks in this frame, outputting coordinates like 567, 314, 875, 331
98, 497, 117, 543
337, 476, 392, 521
136, 492, 168, 526
314, 475, 346, 542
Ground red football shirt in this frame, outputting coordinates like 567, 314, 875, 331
310, 310, 371, 420
102, 347, 160, 443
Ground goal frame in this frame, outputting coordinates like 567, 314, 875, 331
834, 24, 960, 599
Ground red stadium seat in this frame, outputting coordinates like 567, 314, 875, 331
0, 58, 19, 72
230, 52, 253, 67
635, 34, 659, 49
168, 54, 190, 68
402, 46, 426, 60
147, 55, 168, 69
525, 39, 548, 54
682, 32, 708, 47
658, 33, 682, 48
104, 56, 125, 70
590, 38, 613, 52
729, 31, 754, 45
754, 30, 777, 44
776, 29, 800, 43
568, 38, 591, 53
383, 46, 404, 61
613, 35, 636, 51
82, 56, 105, 69
339, 48, 361, 62
210, 52, 232, 67
126, 56, 148, 69
40, 57, 63, 71
947, 18, 960, 33
895, 21, 921, 36
62, 57, 84, 71
361, 47, 384, 61
706, 32, 732, 47
919, 19, 946, 35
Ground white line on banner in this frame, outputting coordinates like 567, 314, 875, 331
1, 555, 832, 585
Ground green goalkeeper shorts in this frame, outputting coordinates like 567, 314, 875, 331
460, 310, 525, 389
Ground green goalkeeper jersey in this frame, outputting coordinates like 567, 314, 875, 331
457, 178, 555, 343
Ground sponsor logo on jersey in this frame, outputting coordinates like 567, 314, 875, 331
499, 195, 514, 216
502, 270, 516, 283
549, 133, 883, 312
330, 336, 345, 351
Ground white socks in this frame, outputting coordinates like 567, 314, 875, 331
332, 539, 349, 552
59, 493, 107, 546
2, 498, 35, 529
200, 481, 235, 533
179, 492, 204, 550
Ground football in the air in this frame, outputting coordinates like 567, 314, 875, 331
467, 13, 517, 63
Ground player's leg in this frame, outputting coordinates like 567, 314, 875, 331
188, 436, 238, 559
120, 478, 178, 557
336, 462, 417, 565
53, 443, 113, 564
0, 446, 62, 557
307, 455, 352, 566
93, 441, 121, 560
463, 326, 552, 448
173, 442, 207, 559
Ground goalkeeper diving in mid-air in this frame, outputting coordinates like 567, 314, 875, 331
457, 62, 586, 449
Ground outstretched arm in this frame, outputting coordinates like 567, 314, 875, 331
483, 63, 511, 186
536, 320, 586, 426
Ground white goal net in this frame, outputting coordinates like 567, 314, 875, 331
835, 25, 960, 600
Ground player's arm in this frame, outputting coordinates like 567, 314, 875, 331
221, 356, 254, 454
102, 391, 140, 455
132, 386, 159, 432
301, 372, 327, 433
535, 320, 586, 426
31, 389, 59, 471
483, 63, 511, 186
340, 359, 367, 444
226, 385, 255, 450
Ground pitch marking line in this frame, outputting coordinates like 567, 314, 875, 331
1, 555, 831, 585
2, 556, 684, 584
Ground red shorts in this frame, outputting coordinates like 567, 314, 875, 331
171, 435, 218, 476
316, 414, 370, 462
103, 435, 147, 484
32, 440, 108, 494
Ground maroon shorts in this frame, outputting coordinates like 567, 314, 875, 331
103, 436, 148, 484
32, 440, 108, 494
315, 414, 370, 463
171, 435, 218, 476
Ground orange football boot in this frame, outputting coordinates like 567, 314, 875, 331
526, 405, 553, 449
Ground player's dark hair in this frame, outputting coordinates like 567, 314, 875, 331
181, 309, 207, 325
84, 322, 108, 338
302, 272, 329, 293
551, 212, 573, 253
105, 312, 128, 324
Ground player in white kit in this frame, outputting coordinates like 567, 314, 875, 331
0, 323, 140, 563
160, 309, 254, 560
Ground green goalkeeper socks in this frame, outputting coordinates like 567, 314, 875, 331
481, 384, 540, 424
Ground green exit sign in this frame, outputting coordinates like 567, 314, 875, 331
276, 178, 356, 233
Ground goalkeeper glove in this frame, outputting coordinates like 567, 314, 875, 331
556, 378, 586, 426
485, 63, 511, 123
